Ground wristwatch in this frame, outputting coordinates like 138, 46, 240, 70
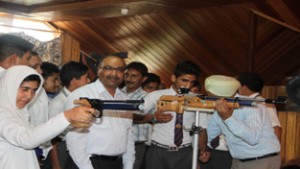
150, 116, 157, 124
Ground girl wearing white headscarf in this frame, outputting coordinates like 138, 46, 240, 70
0, 65, 94, 169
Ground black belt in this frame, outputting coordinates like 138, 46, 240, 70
151, 141, 192, 152
239, 152, 279, 162
90, 154, 122, 161
135, 141, 146, 145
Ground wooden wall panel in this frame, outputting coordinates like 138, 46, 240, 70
278, 111, 300, 164
263, 86, 300, 165
60, 32, 81, 64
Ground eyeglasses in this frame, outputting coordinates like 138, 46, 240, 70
99, 66, 125, 73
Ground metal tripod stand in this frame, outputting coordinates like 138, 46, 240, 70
187, 107, 214, 169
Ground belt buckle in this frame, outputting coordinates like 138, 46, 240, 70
168, 146, 179, 152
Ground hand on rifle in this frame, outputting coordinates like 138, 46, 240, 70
215, 99, 234, 120
64, 106, 96, 128
153, 109, 173, 123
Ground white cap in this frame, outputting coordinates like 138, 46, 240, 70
204, 75, 241, 97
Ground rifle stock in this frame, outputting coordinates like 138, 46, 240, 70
157, 95, 286, 114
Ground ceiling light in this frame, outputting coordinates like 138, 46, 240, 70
121, 8, 129, 15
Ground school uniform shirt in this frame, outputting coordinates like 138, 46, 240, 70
0, 66, 5, 77
0, 65, 71, 169
142, 86, 209, 146
49, 87, 70, 119
28, 88, 52, 158
235, 93, 281, 127
49, 87, 71, 140
207, 104, 280, 159
65, 79, 135, 169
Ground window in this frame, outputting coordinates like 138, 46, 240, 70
0, 13, 60, 42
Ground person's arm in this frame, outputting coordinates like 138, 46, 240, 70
0, 106, 92, 149
274, 126, 282, 142
265, 104, 282, 142
216, 99, 263, 145
198, 129, 210, 163
49, 140, 62, 169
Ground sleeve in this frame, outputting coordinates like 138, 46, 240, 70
0, 111, 69, 149
265, 104, 281, 127
65, 92, 94, 169
207, 112, 222, 142
142, 92, 158, 115
223, 106, 264, 145
122, 125, 135, 169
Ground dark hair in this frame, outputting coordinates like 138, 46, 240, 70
22, 74, 41, 86
30, 51, 39, 57
0, 34, 34, 62
173, 60, 201, 77
97, 55, 124, 68
142, 73, 161, 88
60, 61, 88, 87
192, 80, 202, 90
126, 61, 148, 77
236, 72, 264, 92
41, 62, 60, 79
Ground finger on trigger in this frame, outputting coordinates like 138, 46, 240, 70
74, 99, 91, 107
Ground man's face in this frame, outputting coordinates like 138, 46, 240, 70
73, 73, 90, 89
43, 73, 61, 93
143, 82, 159, 93
97, 56, 125, 89
171, 74, 197, 93
16, 80, 39, 109
29, 55, 43, 74
124, 68, 144, 92
16, 51, 31, 66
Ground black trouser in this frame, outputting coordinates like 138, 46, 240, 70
64, 154, 123, 169
199, 148, 232, 169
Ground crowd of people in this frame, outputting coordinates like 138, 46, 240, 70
0, 33, 288, 169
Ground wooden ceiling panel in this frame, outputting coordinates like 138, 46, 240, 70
1, 0, 299, 86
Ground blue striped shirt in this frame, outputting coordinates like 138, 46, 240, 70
122, 87, 149, 142
207, 104, 280, 159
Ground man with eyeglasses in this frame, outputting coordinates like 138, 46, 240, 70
65, 55, 135, 169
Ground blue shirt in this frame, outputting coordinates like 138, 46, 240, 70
207, 104, 280, 159
121, 86, 149, 142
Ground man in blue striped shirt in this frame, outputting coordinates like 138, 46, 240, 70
206, 75, 281, 169
121, 61, 149, 169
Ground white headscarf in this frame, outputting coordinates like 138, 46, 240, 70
0, 65, 43, 113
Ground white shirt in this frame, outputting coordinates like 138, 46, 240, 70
142, 86, 208, 146
0, 66, 5, 77
49, 87, 70, 118
28, 88, 52, 157
49, 87, 71, 140
236, 93, 281, 127
65, 79, 135, 169
0, 65, 70, 169
28, 88, 49, 126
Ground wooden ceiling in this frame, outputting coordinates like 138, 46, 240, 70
1, 0, 299, 86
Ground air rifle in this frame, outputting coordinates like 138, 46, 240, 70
77, 97, 144, 118
157, 94, 287, 114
